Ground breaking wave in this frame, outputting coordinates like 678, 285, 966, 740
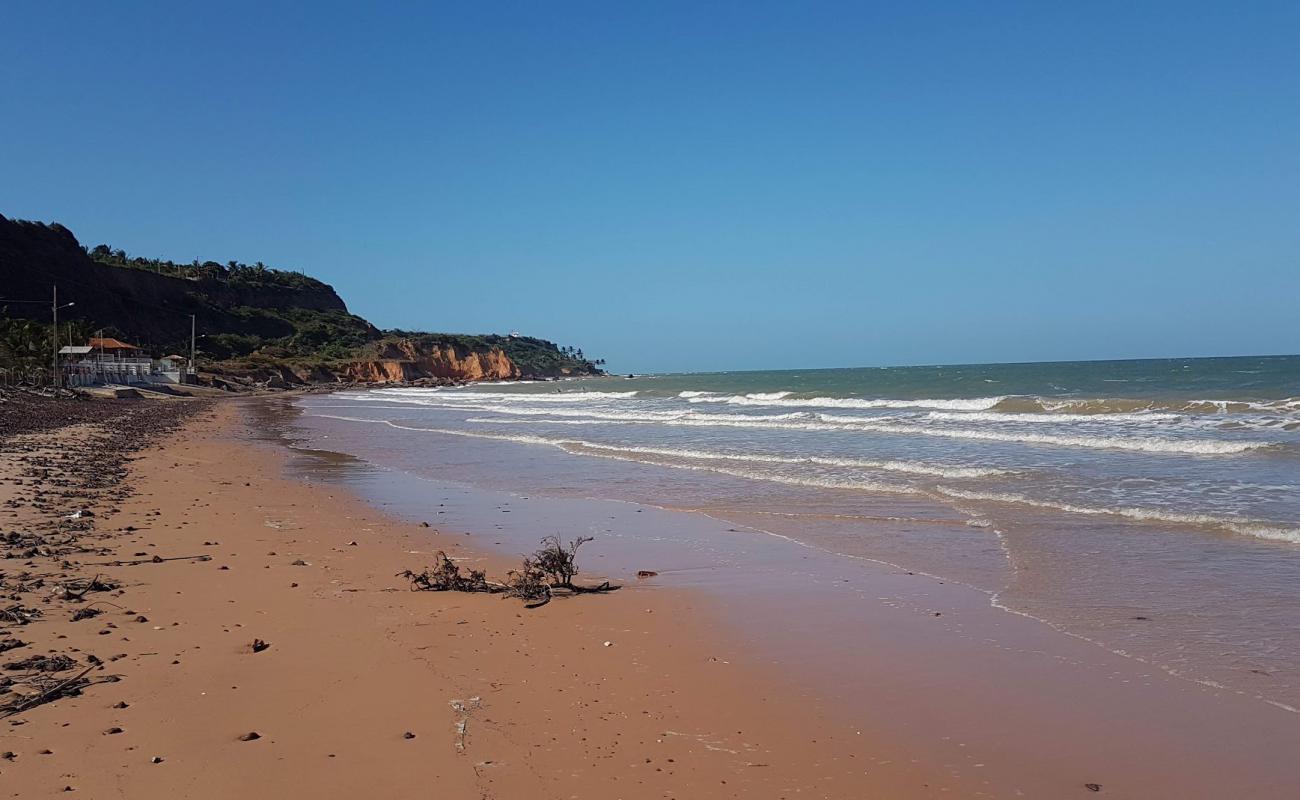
464, 411, 1275, 454
687, 393, 1006, 411
933, 488, 1300, 544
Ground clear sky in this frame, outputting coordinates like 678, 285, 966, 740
3, 2, 1297, 373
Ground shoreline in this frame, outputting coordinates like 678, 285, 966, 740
290, 392, 1300, 798
1, 397, 934, 798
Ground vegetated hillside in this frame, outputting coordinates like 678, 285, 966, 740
0, 214, 604, 383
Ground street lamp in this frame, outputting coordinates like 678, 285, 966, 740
52, 286, 74, 389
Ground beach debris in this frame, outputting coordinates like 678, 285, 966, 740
449, 696, 481, 752
394, 536, 618, 609
250, 638, 270, 654
636, 570, 658, 578
403, 731, 415, 739
0, 639, 27, 654
4, 654, 77, 672
104, 726, 124, 735
504, 560, 551, 607
150, 756, 163, 764
71, 607, 103, 621
291, 559, 309, 566
399, 552, 493, 594
1085, 784, 1102, 792
419, 522, 430, 528
603, 640, 613, 647
0, 664, 97, 718
533, 535, 590, 588
238, 731, 261, 741
0, 605, 41, 625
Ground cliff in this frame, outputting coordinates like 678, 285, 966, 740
1, 214, 605, 387
0, 214, 374, 356
341, 339, 520, 383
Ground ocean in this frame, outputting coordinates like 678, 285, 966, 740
297, 353, 1300, 713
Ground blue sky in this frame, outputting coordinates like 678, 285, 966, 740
3, 1, 1297, 373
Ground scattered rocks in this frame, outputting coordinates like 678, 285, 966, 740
238, 731, 261, 741
250, 639, 270, 653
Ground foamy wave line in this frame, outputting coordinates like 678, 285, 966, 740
368, 389, 639, 402
933, 488, 1300, 544
456, 411, 1273, 454
564, 441, 1003, 478
304, 414, 922, 495
688, 393, 1005, 411
813, 415, 1270, 454
926, 410, 1181, 425
462, 406, 809, 423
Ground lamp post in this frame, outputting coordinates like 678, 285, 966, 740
51, 286, 75, 389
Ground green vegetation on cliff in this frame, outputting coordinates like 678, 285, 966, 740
1, 215, 605, 380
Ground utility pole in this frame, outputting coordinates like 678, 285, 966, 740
190, 314, 196, 381
52, 286, 59, 389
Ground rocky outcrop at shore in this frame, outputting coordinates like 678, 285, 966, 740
338, 340, 519, 383
198, 339, 522, 391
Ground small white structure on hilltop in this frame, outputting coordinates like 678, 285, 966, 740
508, 330, 522, 338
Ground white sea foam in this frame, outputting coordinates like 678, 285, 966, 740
688, 393, 1006, 411
458, 409, 1274, 454
812, 414, 1271, 454
933, 488, 1300, 544
926, 410, 1182, 425
304, 413, 926, 494
563, 441, 1003, 478
371, 389, 639, 402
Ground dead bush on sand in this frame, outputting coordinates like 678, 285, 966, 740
401, 536, 616, 609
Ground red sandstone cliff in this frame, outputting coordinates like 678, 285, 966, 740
335, 339, 520, 383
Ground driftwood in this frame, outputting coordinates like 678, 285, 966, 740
88, 554, 212, 567
0, 605, 41, 625
401, 537, 619, 610
52, 574, 118, 601
0, 664, 96, 718
399, 552, 500, 594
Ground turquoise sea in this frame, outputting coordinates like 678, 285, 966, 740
300, 354, 1300, 712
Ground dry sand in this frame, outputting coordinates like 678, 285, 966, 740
1, 399, 941, 798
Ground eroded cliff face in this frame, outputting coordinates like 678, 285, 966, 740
337, 340, 520, 384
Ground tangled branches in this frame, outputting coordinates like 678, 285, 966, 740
398, 552, 494, 593
400, 536, 616, 609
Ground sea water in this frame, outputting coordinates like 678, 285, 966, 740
297, 354, 1300, 712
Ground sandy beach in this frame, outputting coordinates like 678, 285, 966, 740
4, 393, 1299, 799
1, 396, 938, 798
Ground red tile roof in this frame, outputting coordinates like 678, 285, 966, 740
87, 337, 141, 351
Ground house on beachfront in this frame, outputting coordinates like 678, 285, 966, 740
58, 338, 189, 386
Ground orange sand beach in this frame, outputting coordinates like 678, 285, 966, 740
3, 395, 1300, 799
1, 398, 939, 798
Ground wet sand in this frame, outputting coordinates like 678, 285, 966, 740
1, 398, 935, 798
293, 396, 1300, 799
